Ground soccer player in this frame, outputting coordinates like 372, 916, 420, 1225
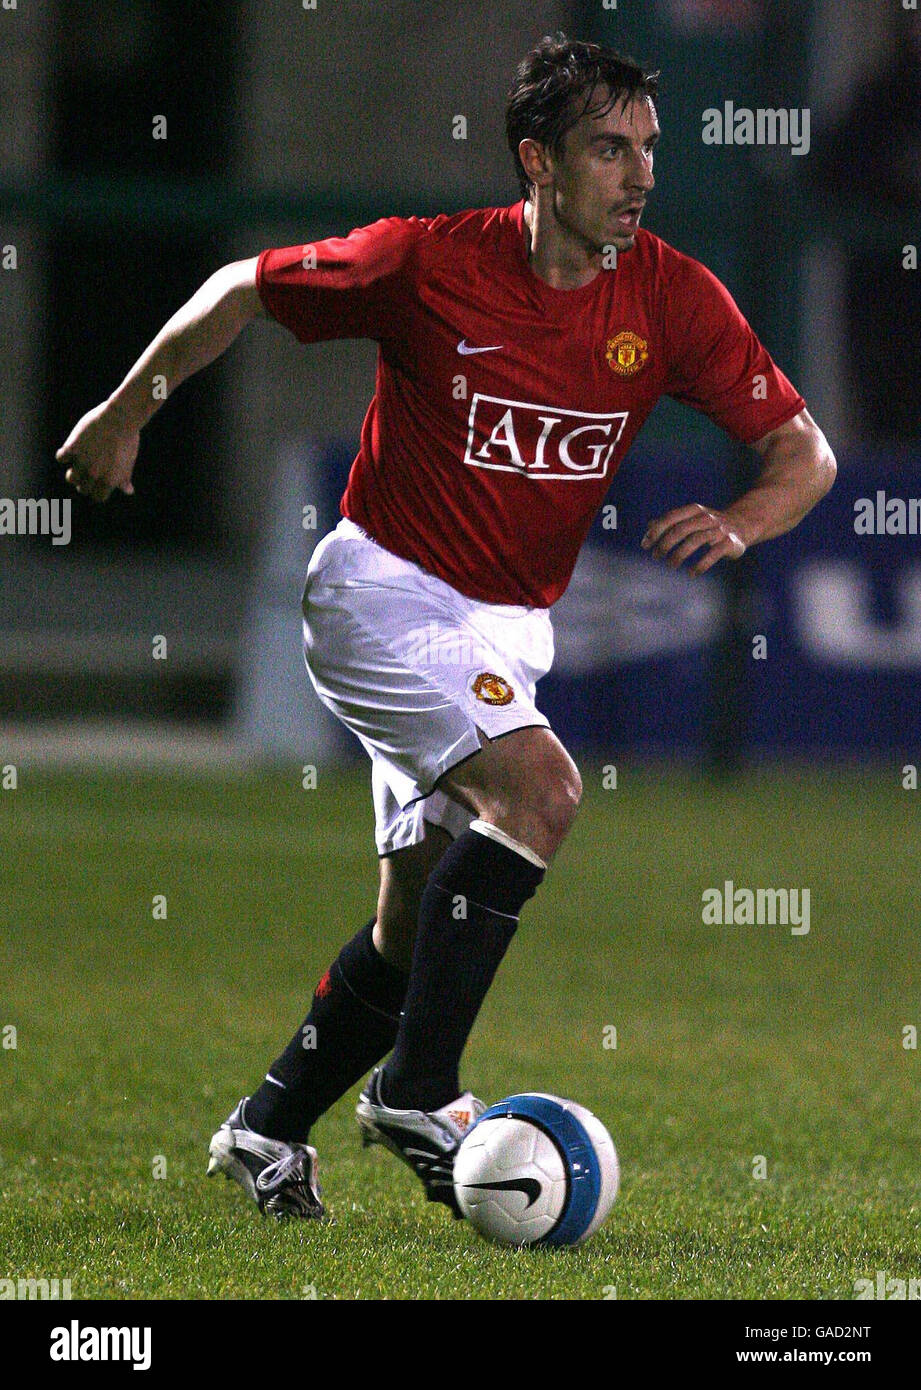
57, 35, 836, 1220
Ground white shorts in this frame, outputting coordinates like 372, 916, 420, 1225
301, 518, 555, 856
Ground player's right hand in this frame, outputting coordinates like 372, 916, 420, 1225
56, 400, 140, 503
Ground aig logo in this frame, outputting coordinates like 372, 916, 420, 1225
464, 393, 628, 481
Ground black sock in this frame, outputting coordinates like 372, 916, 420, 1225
244, 918, 408, 1142
382, 826, 545, 1112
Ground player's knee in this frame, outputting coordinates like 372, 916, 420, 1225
533, 740, 582, 834
539, 766, 582, 846
441, 732, 582, 860
495, 762, 581, 861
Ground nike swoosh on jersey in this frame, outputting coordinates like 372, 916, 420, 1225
457, 340, 504, 355
460, 1177, 543, 1207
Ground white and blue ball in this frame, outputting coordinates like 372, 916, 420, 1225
453, 1093, 619, 1247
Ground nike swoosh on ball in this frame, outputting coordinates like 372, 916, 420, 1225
462, 1177, 542, 1207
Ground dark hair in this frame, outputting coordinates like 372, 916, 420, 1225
506, 33, 659, 200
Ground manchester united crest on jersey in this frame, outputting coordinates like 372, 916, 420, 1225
471, 672, 515, 706
606, 329, 649, 377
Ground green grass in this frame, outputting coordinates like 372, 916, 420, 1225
1, 763, 919, 1299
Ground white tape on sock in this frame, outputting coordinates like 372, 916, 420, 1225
470, 818, 547, 870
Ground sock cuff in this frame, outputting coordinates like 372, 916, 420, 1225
470, 818, 547, 870
430, 825, 545, 918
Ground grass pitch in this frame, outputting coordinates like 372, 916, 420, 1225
1, 762, 918, 1300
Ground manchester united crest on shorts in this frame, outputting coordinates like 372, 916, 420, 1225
471, 672, 514, 706
606, 329, 649, 377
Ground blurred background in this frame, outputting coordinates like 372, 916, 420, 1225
1, 0, 918, 770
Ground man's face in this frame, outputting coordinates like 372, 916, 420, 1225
539, 89, 659, 254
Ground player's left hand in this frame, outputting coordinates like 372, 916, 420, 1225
641, 504, 746, 575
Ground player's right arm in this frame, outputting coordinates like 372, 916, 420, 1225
57, 256, 264, 502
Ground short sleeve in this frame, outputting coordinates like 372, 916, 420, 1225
663, 255, 805, 445
256, 217, 424, 344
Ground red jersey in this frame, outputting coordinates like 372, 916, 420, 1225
256, 201, 804, 607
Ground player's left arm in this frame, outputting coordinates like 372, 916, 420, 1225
641, 407, 837, 575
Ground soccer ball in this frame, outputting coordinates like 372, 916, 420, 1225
453, 1093, 619, 1247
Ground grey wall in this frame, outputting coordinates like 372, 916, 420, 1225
0, 0, 53, 499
